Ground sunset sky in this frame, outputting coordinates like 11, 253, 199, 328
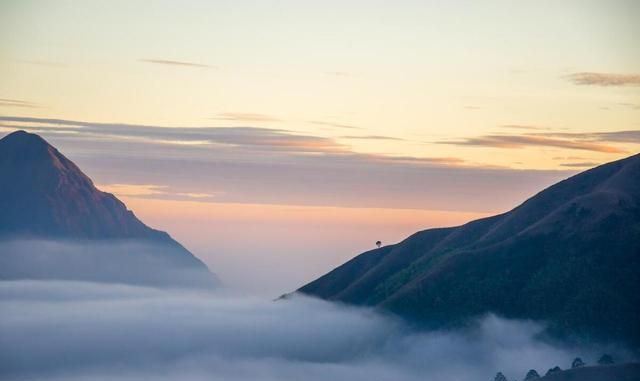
1, 0, 639, 293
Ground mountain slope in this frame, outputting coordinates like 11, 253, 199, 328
0, 130, 217, 288
298, 153, 640, 347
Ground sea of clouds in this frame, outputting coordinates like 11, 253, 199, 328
0, 279, 625, 381
0, 239, 217, 288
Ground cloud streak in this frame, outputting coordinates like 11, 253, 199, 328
559, 162, 600, 168
139, 59, 213, 68
308, 120, 361, 130
19, 60, 67, 68
548, 130, 640, 144
98, 183, 219, 200
440, 130, 638, 154
567, 72, 640, 87
0, 116, 346, 154
0, 280, 625, 381
447, 135, 624, 153
0, 116, 573, 213
340, 135, 405, 141
499, 125, 555, 131
212, 112, 281, 122
0, 98, 39, 108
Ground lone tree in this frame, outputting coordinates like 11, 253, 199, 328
493, 372, 507, 381
598, 354, 614, 365
524, 369, 540, 380
572, 357, 585, 368
376, 240, 382, 248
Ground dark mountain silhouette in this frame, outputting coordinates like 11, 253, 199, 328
298, 153, 640, 347
0, 130, 217, 287
538, 363, 640, 381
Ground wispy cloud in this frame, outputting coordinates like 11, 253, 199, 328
499, 125, 554, 131
559, 162, 600, 168
543, 130, 640, 144
139, 59, 213, 68
19, 60, 67, 68
212, 112, 281, 122
97, 183, 220, 201
339, 135, 405, 141
0, 98, 39, 108
439, 127, 639, 154
0, 116, 345, 154
308, 120, 361, 130
566, 72, 640, 87
617, 103, 640, 110
363, 154, 466, 166
442, 135, 625, 153
552, 156, 588, 161
0, 116, 574, 212
97, 183, 167, 197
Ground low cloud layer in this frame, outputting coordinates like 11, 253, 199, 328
0, 240, 216, 288
0, 280, 624, 381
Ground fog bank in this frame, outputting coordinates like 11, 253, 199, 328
0, 280, 627, 381
0, 239, 216, 288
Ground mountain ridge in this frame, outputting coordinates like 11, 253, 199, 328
298, 153, 640, 347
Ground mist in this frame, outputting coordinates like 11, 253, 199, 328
0, 239, 216, 288
0, 280, 625, 381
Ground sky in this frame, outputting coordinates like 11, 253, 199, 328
0, 0, 639, 294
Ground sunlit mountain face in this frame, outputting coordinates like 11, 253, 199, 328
1, 1, 639, 381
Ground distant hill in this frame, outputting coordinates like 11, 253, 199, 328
298, 153, 640, 347
0, 130, 217, 288
539, 363, 640, 381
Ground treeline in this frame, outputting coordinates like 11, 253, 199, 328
493, 354, 615, 381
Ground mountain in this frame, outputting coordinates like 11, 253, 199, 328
298, 153, 640, 347
0, 130, 217, 288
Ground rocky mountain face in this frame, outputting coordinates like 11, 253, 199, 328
298, 153, 640, 347
0, 130, 217, 288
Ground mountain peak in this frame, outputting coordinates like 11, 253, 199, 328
0, 130, 154, 239
0, 129, 218, 287
1, 129, 46, 144
0, 129, 75, 173
0, 129, 56, 157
